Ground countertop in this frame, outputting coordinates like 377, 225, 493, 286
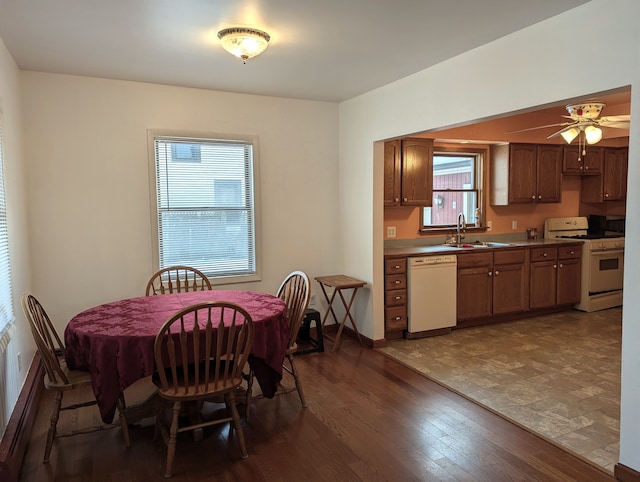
384, 238, 583, 258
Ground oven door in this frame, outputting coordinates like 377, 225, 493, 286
589, 248, 624, 294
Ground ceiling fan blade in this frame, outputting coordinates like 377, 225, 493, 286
600, 121, 631, 129
506, 122, 570, 134
547, 124, 577, 139
600, 114, 630, 122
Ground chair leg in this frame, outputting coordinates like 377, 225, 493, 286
245, 369, 254, 421
287, 354, 307, 408
43, 391, 63, 463
164, 401, 181, 478
116, 396, 131, 447
226, 391, 248, 459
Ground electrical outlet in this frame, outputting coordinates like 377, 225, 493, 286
387, 226, 397, 238
512, 220, 518, 230
487, 220, 492, 231
17, 352, 21, 371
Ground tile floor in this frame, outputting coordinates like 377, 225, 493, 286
377, 307, 621, 474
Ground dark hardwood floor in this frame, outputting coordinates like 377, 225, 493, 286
19, 336, 615, 481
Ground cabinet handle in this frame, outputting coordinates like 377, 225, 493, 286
488, 271, 493, 277
394, 296, 401, 300
559, 263, 563, 268
494, 270, 499, 275
570, 250, 574, 255
538, 195, 542, 200
585, 166, 589, 170
403, 197, 408, 202
395, 198, 399, 202
543, 253, 548, 257
605, 193, 609, 198
393, 265, 401, 269
553, 264, 558, 269
394, 316, 401, 321
531, 195, 536, 200
394, 280, 401, 285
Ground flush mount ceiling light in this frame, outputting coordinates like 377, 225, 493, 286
217, 27, 271, 64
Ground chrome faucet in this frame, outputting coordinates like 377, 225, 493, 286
456, 212, 466, 244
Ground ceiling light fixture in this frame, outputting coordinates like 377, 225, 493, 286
584, 125, 603, 145
217, 27, 271, 64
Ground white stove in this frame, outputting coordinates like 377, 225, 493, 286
544, 217, 624, 312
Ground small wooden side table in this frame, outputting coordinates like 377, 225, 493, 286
315, 275, 367, 351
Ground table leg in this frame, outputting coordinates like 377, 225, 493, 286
332, 288, 363, 351
318, 283, 340, 327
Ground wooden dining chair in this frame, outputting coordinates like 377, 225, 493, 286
245, 270, 310, 420
20, 292, 130, 463
152, 301, 255, 478
145, 265, 212, 296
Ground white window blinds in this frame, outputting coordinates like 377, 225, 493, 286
0, 105, 15, 336
153, 135, 256, 278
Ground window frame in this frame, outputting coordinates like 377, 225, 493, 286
0, 101, 15, 340
147, 130, 262, 285
420, 145, 486, 232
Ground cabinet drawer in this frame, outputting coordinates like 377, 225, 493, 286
494, 248, 526, 265
558, 245, 581, 259
385, 274, 406, 290
385, 258, 407, 275
385, 306, 407, 331
456, 252, 492, 269
385, 289, 407, 306
530, 246, 557, 262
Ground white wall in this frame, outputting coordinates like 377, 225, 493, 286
0, 39, 35, 431
339, 0, 640, 472
21, 73, 341, 334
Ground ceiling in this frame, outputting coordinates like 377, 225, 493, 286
0, 0, 590, 103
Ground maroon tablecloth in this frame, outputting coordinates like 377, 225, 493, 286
64, 290, 288, 423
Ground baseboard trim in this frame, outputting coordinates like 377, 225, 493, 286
615, 462, 640, 482
0, 353, 43, 482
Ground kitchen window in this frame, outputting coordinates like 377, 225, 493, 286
149, 131, 260, 283
422, 147, 484, 230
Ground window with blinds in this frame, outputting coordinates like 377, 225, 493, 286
151, 134, 258, 280
0, 103, 15, 337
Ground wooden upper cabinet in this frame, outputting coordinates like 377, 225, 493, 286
535, 144, 563, 203
400, 138, 433, 206
563, 145, 603, 175
384, 140, 401, 206
581, 146, 628, 202
491, 143, 562, 205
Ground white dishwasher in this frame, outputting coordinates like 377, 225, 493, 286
407, 254, 457, 337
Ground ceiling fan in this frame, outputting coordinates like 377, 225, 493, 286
510, 102, 631, 145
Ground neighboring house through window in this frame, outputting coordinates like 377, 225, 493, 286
149, 132, 260, 283
422, 146, 485, 229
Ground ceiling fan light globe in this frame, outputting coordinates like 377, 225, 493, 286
560, 127, 580, 144
585, 125, 603, 144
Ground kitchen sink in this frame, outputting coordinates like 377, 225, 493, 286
442, 241, 514, 249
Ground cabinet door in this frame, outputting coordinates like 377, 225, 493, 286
529, 260, 557, 309
384, 140, 401, 206
563, 146, 603, 175
557, 257, 581, 305
457, 252, 493, 321
493, 262, 528, 314
508, 144, 537, 203
401, 138, 433, 206
536, 145, 562, 203
603, 147, 627, 201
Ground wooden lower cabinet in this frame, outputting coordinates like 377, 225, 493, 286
530, 244, 581, 309
384, 243, 581, 340
384, 257, 407, 339
457, 248, 528, 324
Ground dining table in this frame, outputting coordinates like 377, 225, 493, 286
64, 290, 289, 424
